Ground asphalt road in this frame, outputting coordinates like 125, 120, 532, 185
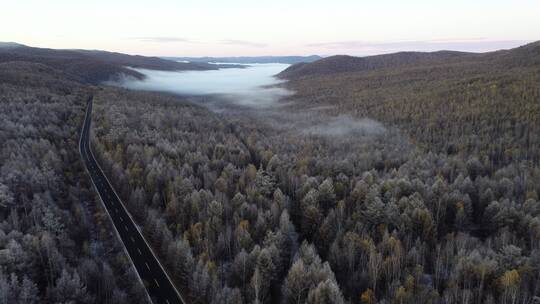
79, 97, 186, 304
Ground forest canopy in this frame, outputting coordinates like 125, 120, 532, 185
1, 40, 540, 304
0, 63, 147, 303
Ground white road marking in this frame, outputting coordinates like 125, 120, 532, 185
154, 279, 160, 287
146, 262, 150, 270
130, 236, 135, 242
119, 217, 123, 222
138, 248, 142, 255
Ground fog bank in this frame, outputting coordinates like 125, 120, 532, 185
109, 63, 390, 142
111, 63, 292, 107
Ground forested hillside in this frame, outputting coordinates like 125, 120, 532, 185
0, 63, 147, 303
279, 41, 540, 167
277, 51, 470, 79
91, 84, 540, 303
2, 39, 539, 304
0, 43, 225, 84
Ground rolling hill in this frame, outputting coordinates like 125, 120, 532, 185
277, 51, 472, 79
73, 49, 225, 71
279, 41, 540, 165
0, 43, 226, 84
278, 41, 540, 79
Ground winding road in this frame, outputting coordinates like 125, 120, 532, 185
79, 97, 186, 304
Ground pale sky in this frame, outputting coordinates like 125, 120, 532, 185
1, 0, 539, 56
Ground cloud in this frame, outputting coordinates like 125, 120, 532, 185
128, 37, 268, 48
220, 39, 267, 48
306, 39, 531, 55
130, 37, 194, 43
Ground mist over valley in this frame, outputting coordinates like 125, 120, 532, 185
111, 63, 294, 107
3, 1, 540, 303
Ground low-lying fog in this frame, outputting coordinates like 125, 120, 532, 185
110, 62, 393, 140
113, 63, 292, 107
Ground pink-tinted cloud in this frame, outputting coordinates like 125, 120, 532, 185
307, 39, 532, 56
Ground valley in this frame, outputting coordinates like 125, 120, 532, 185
1, 39, 539, 304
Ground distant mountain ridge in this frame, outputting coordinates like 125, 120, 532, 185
0, 42, 26, 48
0, 43, 231, 84
72, 49, 226, 71
277, 41, 540, 79
277, 51, 472, 79
166, 55, 322, 64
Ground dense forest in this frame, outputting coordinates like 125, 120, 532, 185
2, 41, 540, 304
90, 70, 540, 303
0, 62, 147, 303
279, 41, 540, 166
